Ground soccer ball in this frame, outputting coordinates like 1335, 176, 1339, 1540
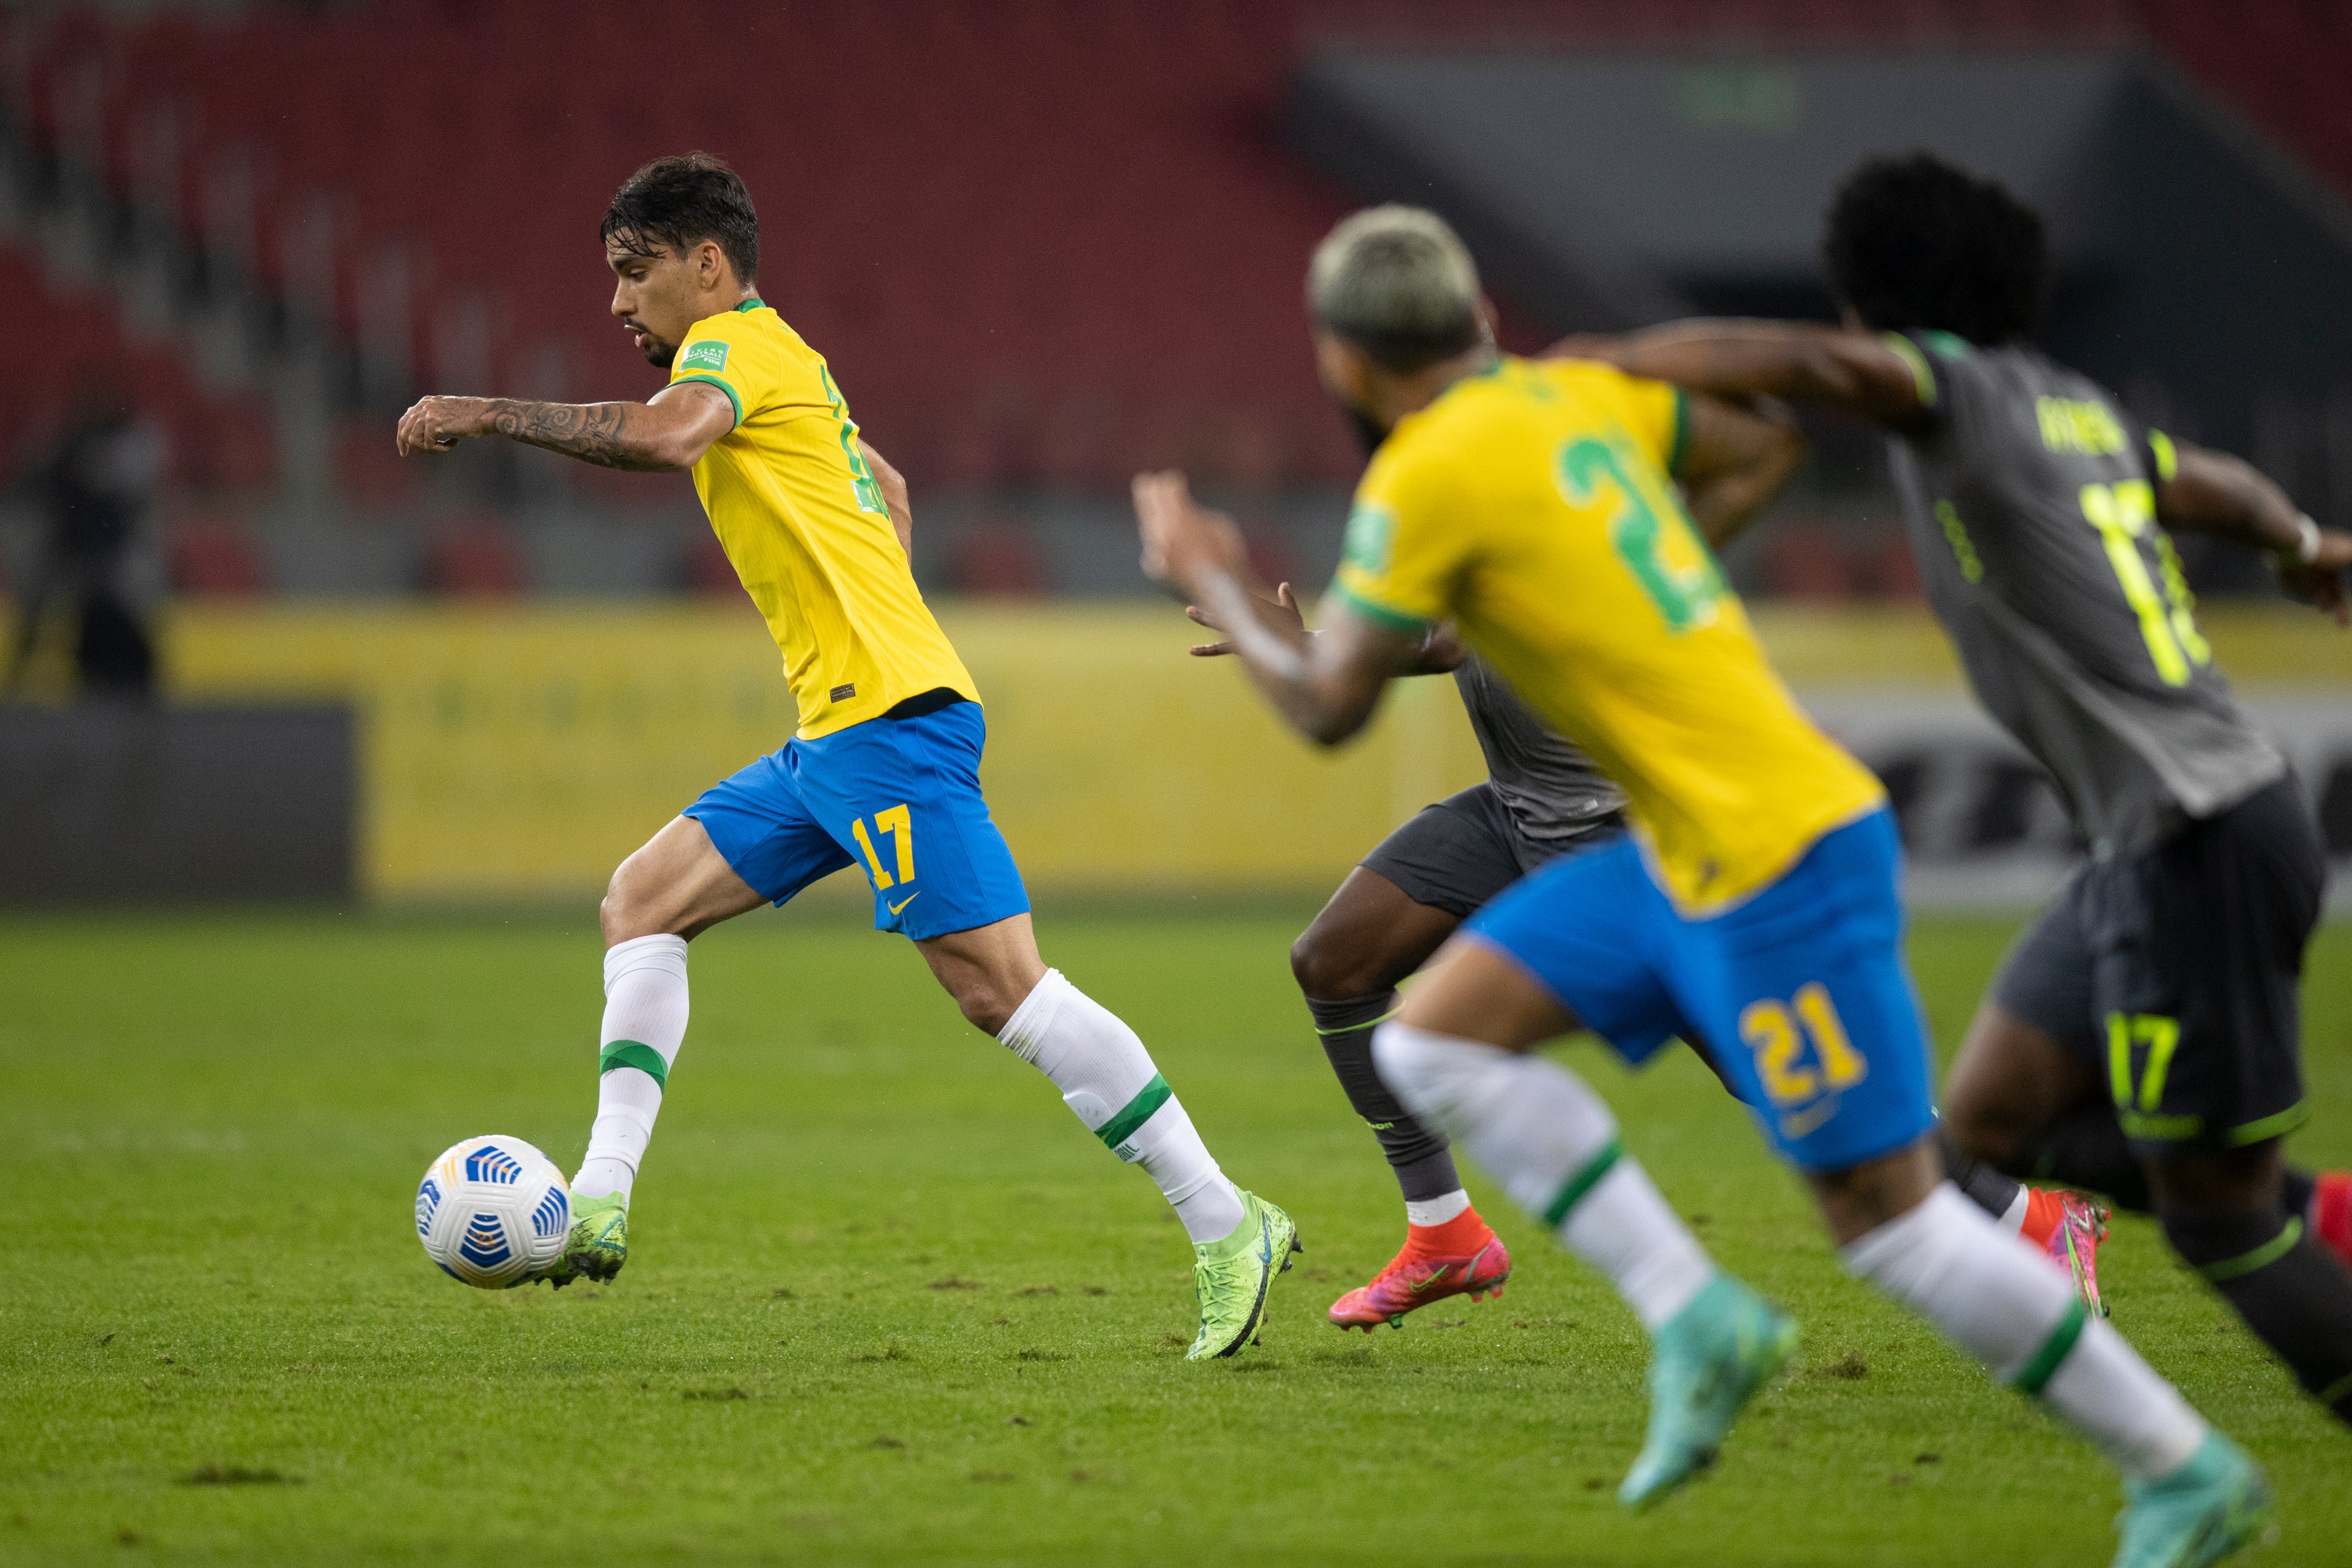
415, 1135, 571, 1288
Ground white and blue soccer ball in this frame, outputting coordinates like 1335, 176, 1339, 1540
415, 1135, 571, 1288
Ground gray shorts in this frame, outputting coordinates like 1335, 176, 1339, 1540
1992, 776, 2324, 1151
1360, 782, 1622, 920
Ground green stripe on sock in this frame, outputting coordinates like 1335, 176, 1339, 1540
599, 1040, 669, 1091
2013, 1298, 2089, 1397
1093, 1073, 1171, 1151
1312, 1007, 1400, 1037
2199, 1217, 2303, 1283
1542, 1138, 1623, 1229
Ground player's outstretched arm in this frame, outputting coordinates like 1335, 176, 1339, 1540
1674, 392, 1808, 548
1184, 586, 1466, 672
2157, 441, 2351, 624
1135, 471, 1422, 745
1556, 320, 1928, 430
394, 381, 736, 472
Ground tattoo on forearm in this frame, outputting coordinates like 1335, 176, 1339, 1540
485, 400, 668, 470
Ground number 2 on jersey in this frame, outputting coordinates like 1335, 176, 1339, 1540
850, 804, 915, 889
1557, 436, 1725, 632
2078, 480, 2210, 687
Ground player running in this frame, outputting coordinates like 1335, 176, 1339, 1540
394, 153, 1296, 1361
1187, 587, 1624, 1328
1136, 204, 2266, 1565
1189, 606, 2107, 1326
1575, 153, 2352, 1433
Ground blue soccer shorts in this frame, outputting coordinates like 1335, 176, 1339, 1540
1464, 806, 1936, 1172
683, 698, 1030, 941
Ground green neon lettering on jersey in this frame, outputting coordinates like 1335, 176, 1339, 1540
1559, 435, 1724, 632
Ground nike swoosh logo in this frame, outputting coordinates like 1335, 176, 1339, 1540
1257, 1218, 1274, 1268
887, 892, 921, 916
1408, 1264, 1456, 1295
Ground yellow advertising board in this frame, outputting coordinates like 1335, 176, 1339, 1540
137, 599, 2351, 901
160, 601, 1489, 901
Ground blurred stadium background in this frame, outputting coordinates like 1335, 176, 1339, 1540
1, 0, 2349, 906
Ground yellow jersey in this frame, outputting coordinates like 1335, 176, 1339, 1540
1330, 355, 1883, 912
671, 300, 977, 738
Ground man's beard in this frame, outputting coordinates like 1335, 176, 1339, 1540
643, 336, 679, 369
1344, 404, 1389, 460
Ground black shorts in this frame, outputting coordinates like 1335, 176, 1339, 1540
1360, 783, 1622, 919
1992, 775, 2326, 1152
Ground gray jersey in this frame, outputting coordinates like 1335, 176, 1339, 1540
1885, 332, 2285, 856
1452, 655, 1623, 841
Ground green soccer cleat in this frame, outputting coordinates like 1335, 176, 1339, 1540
541, 1191, 629, 1288
1186, 1190, 1301, 1361
1618, 1273, 1798, 1509
2112, 1433, 2271, 1568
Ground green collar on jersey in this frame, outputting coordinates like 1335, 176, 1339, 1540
735, 296, 765, 312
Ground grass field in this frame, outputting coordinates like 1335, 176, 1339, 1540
5, 907, 2349, 1566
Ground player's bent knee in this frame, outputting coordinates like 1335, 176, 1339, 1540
600, 853, 690, 947
1289, 924, 1374, 1000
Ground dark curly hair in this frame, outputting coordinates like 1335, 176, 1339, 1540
1823, 153, 2046, 346
601, 152, 759, 287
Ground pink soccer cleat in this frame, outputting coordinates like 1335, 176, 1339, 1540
2025, 1189, 2109, 1317
2309, 1171, 2352, 1271
1329, 1218, 1512, 1331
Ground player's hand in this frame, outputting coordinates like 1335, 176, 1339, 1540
396, 396, 489, 456
1187, 582, 1302, 656
2277, 526, 2352, 626
1134, 470, 1247, 597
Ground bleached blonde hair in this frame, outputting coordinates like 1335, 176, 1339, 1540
1307, 205, 1484, 371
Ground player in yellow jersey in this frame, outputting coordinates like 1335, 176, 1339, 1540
394, 153, 1297, 1361
1134, 207, 2256, 1556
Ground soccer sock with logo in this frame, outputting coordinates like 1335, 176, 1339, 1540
2161, 1199, 2352, 1426
1374, 1023, 1715, 1329
1842, 1184, 2208, 1477
571, 934, 690, 1203
1307, 992, 1467, 1209
999, 969, 1245, 1244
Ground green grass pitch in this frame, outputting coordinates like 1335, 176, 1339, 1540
4, 908, 2347, 1566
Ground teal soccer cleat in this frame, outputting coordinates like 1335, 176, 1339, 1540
540, 1191, 629, 1288
2112, 1433, 2271, 1568
1618, 1273, 1798, 1509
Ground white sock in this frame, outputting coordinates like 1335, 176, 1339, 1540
1406, 1189, 1471, 1228
1998, 1186, 2029, 1235
572, 934, 690, 1203
1842, 1183, 2206, 1478
999, 969, 1245, 1244
1374, 1023, 1716, 1331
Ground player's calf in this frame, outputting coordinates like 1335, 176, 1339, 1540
2162, 1197, 2352, 1427
1839, 1175, 2268, 1564
1375, 1020, 1789, 1505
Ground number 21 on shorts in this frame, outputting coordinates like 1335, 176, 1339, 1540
1739, 983, 1868, 1109
850, 804, 914, 889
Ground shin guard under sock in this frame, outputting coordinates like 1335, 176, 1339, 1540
1310, 992, 1461, 1203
